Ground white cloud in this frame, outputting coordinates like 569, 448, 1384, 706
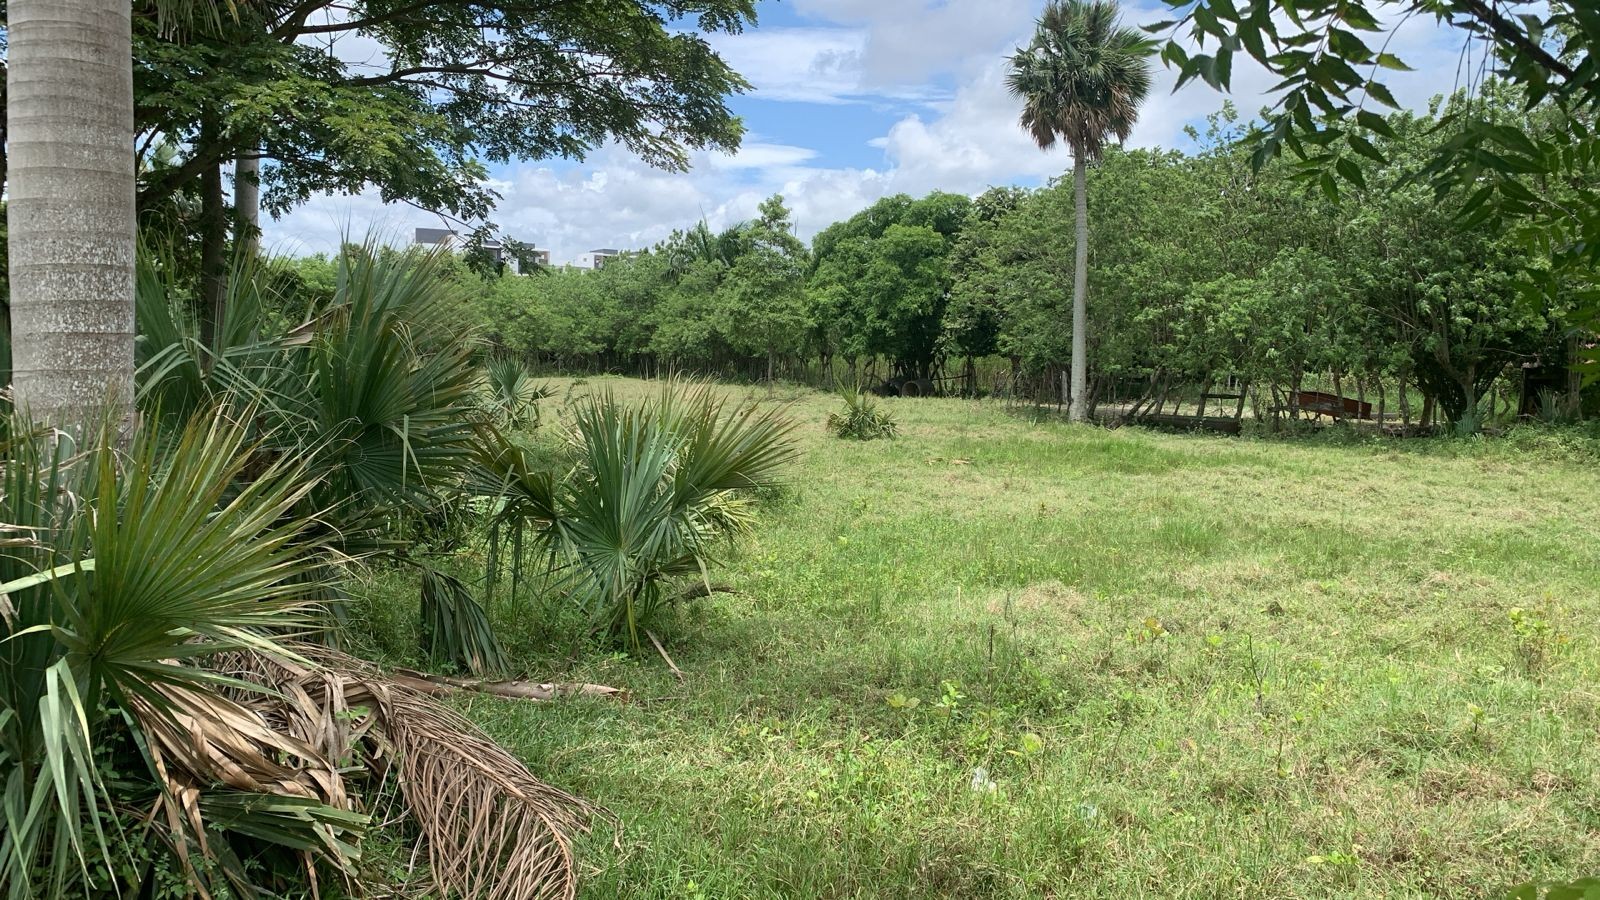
711, 27, 873, 104
706, 141, 820, 170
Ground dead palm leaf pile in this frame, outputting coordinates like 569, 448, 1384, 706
136, 643, 612, 900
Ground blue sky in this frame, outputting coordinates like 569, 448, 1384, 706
265, 0, 1474, 264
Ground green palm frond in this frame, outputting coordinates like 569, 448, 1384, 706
478, 382, 796, 652
481, 356, 553, 431
420, 569, 509, 675
0, 406, 330, 896
1007, 0, 1156, 161
136, 238, 485, 556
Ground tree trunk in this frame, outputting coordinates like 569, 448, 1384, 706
6, 0, 136, 426
235, 151, 261, 258
1568, 335, 1583, 420
199, 144, 227, 350
1069, 153, 1090, 423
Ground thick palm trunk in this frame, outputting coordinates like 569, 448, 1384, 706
6, 0, 136, 425
236, 153, 262, 257
1069, 154, 1089, 423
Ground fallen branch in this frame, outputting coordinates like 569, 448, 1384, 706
669, 582, 742, 604
393, 669, 626, 702
645, 630, 684, 682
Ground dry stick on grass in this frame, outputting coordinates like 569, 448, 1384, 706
393, 670, 626, 702
646, 630, 685, 682
668, 582, 743, 603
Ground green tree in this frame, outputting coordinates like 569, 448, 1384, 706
1007, 0, 1154, 421
809, 192, 971, 384
717, 195, 810, 381
945, 187, 1028, 392
130, 0, 756, 216
1149, 0, 1600, 374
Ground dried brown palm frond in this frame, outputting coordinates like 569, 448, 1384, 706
152, 643, 612, 900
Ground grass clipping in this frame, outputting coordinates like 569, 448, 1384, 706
136, 643, 607, 900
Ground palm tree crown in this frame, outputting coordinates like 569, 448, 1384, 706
1006, 0, 1155, 160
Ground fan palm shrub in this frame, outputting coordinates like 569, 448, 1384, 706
0, 407, 602, 898
827, 385, 899, 440
476, 383, 796, 652
137, 241, 483, 535
137, 241, 496, 661
0, 407, 342, 895
482, 355, 553, 432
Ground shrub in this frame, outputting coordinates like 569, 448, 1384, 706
481, 355, 552, 431
0, 407, 336, 894
475, 382, 797, 651
827, 386, 899, 440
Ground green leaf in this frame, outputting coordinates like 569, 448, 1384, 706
1347, 133, 1388, 164
0, 561, 96, 598
1355, 109, 1398, 138
1335, 156, 1368, 189
1365, 81, 1401, 109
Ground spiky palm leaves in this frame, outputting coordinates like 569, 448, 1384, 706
0, 410, 600, 898
0, 409, 330, 896
482, 356, 554, 432
478, 384, 796, 652
136, 242, 483, 545
421, 568, 509, 675
138, 243, 488, 658
1006, 0, 1154, 163
827, 385, 899, 440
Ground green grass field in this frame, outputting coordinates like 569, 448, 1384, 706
355, 378, 1600, 899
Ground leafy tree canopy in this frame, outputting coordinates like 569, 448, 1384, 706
810, 192, 972, 379
1148, 0, 1600, 371
63, 0, 759, 236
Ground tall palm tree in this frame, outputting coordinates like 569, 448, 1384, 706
1007, 0, 1153, 423
6, 0, 138, 425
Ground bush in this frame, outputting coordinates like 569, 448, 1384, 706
475, 381, 797, 652
827, 386, 899, 440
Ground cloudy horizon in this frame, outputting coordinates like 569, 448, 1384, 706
262, 0, 1476, 266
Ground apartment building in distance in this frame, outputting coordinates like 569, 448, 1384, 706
575, 248, 624, 270
413, 227, 549, 273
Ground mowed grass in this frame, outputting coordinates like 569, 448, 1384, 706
360, 377, 1600, 898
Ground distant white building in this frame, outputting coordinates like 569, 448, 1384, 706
576, 248, 624, 270
414, 227, 548, 274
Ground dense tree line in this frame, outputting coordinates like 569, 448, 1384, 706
470, 102, 1589, 425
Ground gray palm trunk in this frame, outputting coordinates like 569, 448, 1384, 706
236, 154, 262, 257
6, 0, 137, 426
1069, 153, 1089, 423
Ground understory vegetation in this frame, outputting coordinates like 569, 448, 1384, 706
350, 378, 1600, 899
0, 247, 794, 899
827, 385, 899, 441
